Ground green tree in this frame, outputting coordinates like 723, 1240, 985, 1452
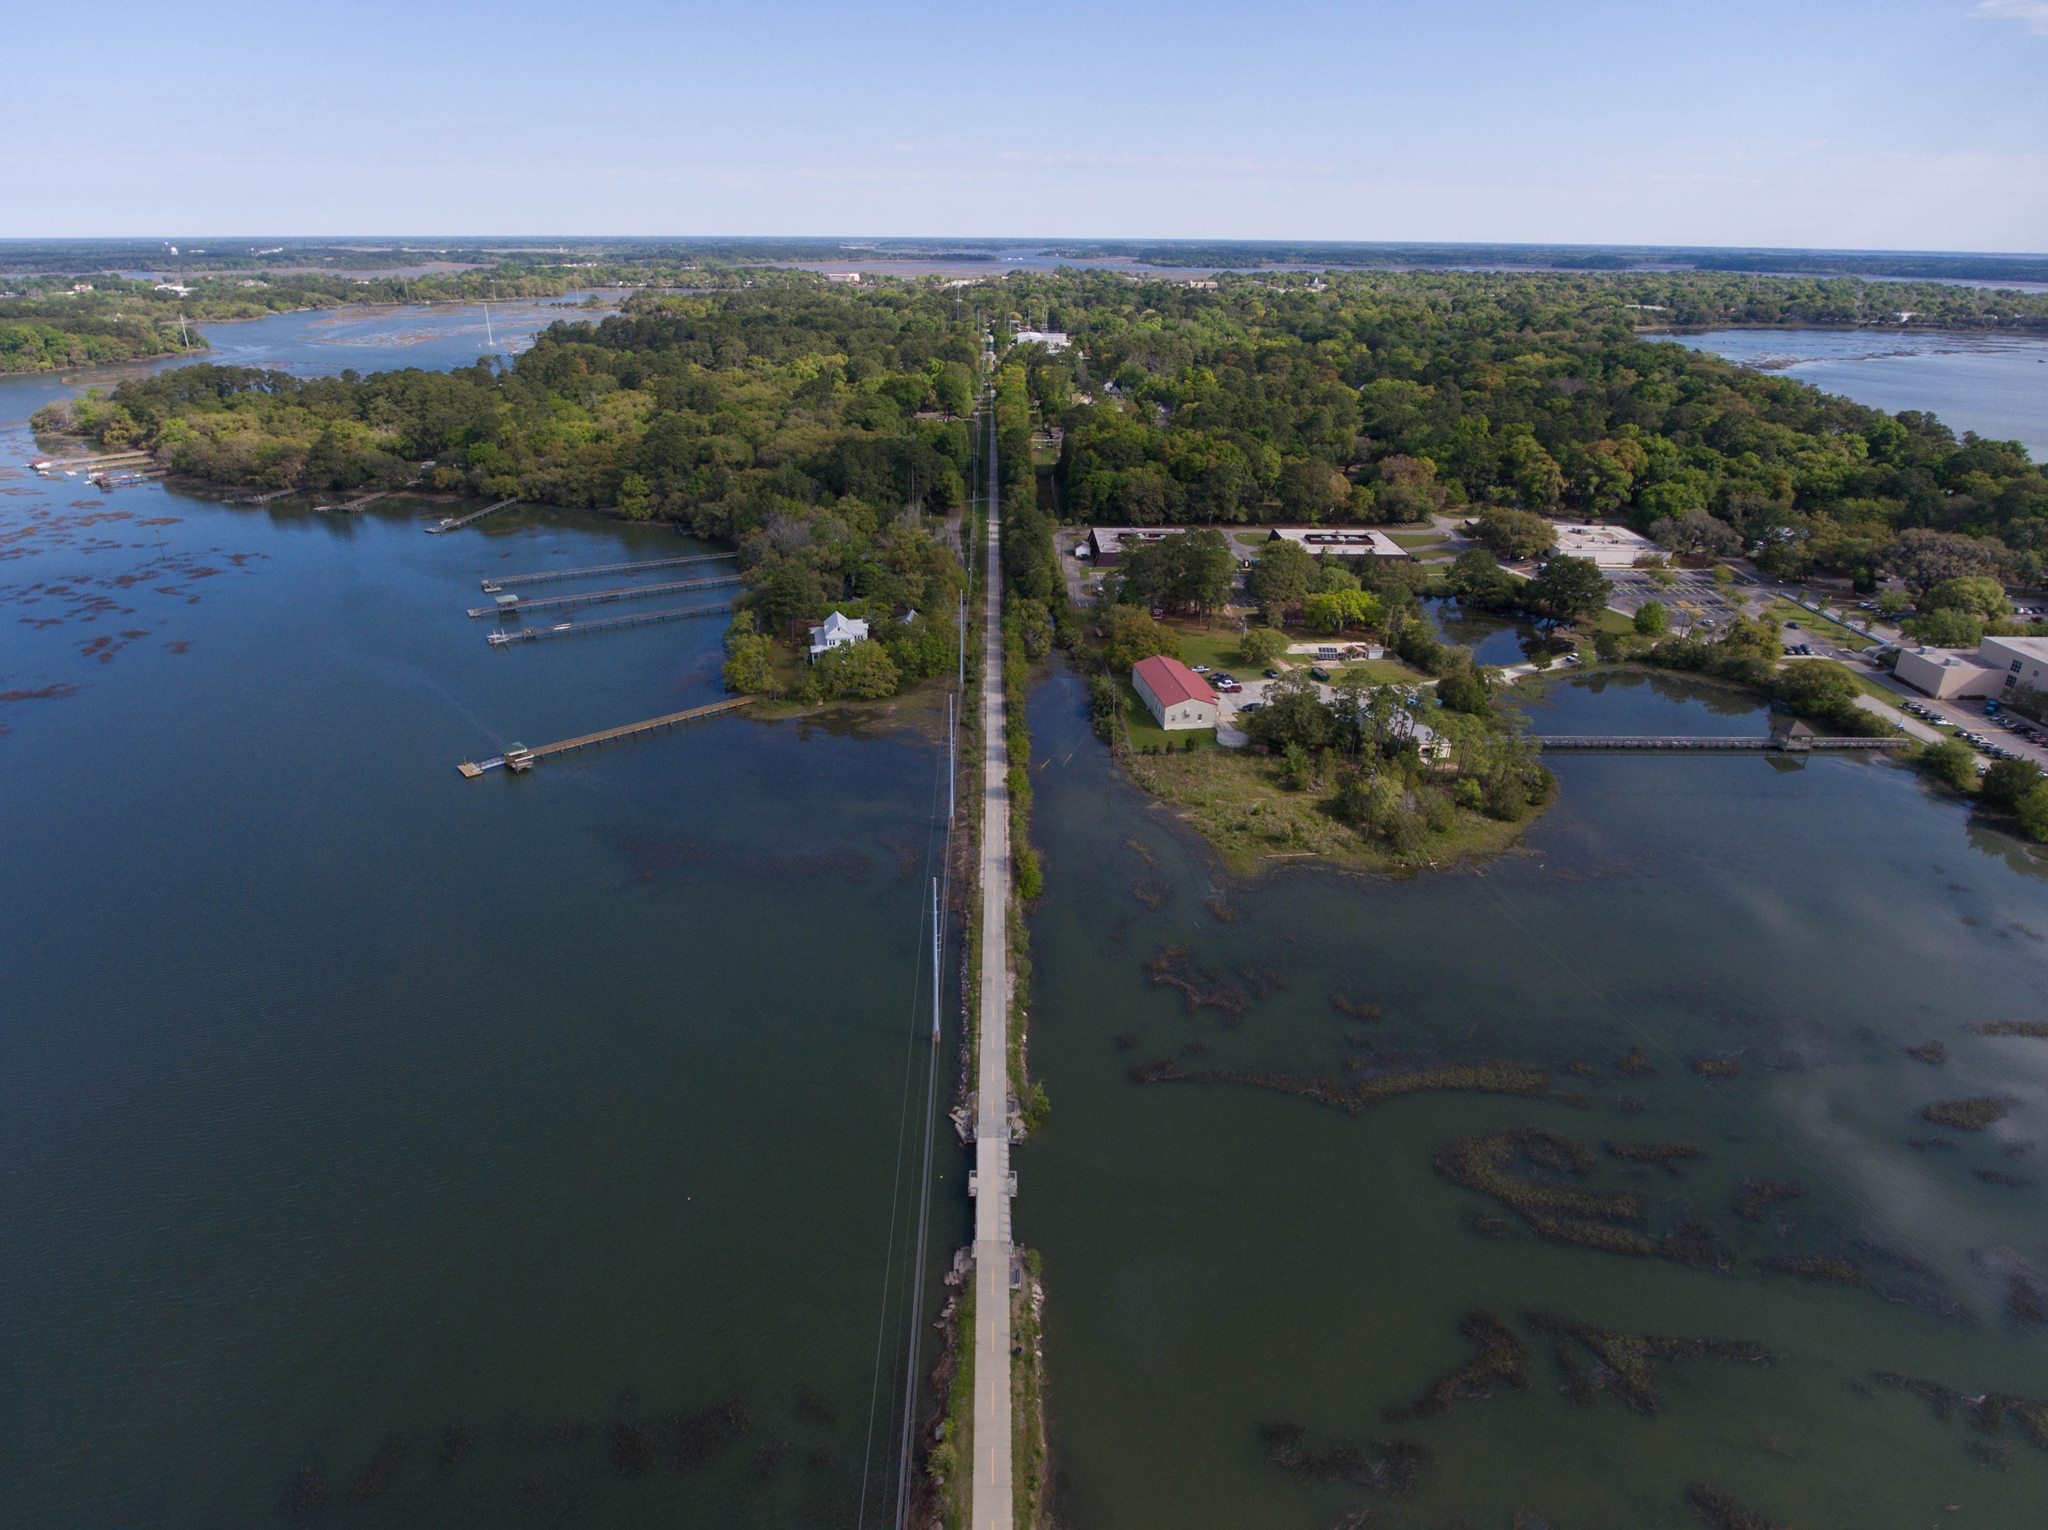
815, 640, 901, 699
1922, 576, 2009, 619
1922, 738, 1978, 791
1238, 627, 1288, 666
1470, 505, 1557, 561
721, 632, 776, 694
1633, 600, 1669, 637
1979, 758, 2045, 814
1101, 605, 1180, 671
1245, 540, 1318, 617
1901, 608, 1984, 647
1444, 547, 1515, 608
1523, 555, 1608, 623
1245, 671, 1333, 752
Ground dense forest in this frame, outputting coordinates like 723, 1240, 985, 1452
1002, 271, 2048, 587
35, 280, 977, 700
39, 265, 2048, 597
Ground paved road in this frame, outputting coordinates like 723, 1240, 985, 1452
970, 396, 1015, 1530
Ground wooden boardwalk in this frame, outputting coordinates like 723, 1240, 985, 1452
315, 490, 393, 515
427, 497, 517, 535
480, 551, 732, 593
1537, 735, 1912, 752
466, 572, 739, 618
456, 696, 757, 776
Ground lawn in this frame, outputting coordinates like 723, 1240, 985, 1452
1121, 748, 1538, 875
1334, 657, 1431, 686
1164, 621, 1256, 674
1769, 601, 1867, 647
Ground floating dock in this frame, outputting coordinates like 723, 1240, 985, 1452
480, 551, 733, 593
457, 696, 758, 776
466, 572, 740, 619
427, 497, 517, 535
484, 599, 734, 645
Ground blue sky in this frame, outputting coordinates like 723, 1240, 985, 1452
6, 0, 2046, 250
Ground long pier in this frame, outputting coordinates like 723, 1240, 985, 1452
315, 489, 393, 515
426, 497, 517, 535
1537, 735, 1912, 752
456, 696, 757, 777
466, 572, 740, 618
232, 487, 300, 505
480, 551, 733, 593
484, 599, 734, 645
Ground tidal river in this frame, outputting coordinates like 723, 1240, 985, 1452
1024, 667, 2048, 1528
0, 305, 960, 1526
1666, 328, 2048, 459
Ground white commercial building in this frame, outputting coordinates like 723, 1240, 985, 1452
1267, 527, 1407, 558
1895, 634, 2048, 700
1548, 522, 1666, 569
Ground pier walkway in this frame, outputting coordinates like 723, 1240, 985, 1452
456, 696, 756, 776
466, 572, 740, 619
427, 497, 517, 535
1537, 735, 1912, 752
484, 600, 734, 644
970, 396, 1014, 1530
481, 551, 732, 593
315, 490, 393, 515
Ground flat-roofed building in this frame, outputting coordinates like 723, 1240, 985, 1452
1548, 522, 1666, 569
1983, 634, 2048, 695
1087, 526, 1185, 565
1266, 527, 1406, 558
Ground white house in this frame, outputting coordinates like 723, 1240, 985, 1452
809, 610, 871, 661
1013, 329, 1070, 351
1132, 655, 1218, 731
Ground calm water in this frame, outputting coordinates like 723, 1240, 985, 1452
1666, 328, 2048, 459
0, 308, 958, 1526
1024, 666, 2048, 1529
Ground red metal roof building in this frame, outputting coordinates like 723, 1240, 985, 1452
1132, 655, 1219, 731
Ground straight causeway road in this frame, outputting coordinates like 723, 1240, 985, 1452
970, 393, 1015, 1530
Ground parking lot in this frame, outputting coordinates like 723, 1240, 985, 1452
1602, 570, 1747, 632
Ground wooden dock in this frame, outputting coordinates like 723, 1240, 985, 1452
1537, 735, 1911, 752
480, 551, 733, 593
457, 696, 757, 776
465, 572, 740, 618
484, 599, 734, 645
427, 497, 517, 535
232, 487, 300, 505
315, 489, 394, 515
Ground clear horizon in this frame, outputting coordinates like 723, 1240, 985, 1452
3, 0, 2045, 248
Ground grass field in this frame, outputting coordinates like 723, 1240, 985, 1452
1121, 748, 1537, 875
1769, 601, 1868, 647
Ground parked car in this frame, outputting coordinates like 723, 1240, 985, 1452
1263, 668, 1280, 678
1309, 667, 1332, 682
1190, 664, 1210, 674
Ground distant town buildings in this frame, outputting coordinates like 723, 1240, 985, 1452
1132, 655, 1218, 731
1896, 635, 2048, 700
808, 610, 870, 660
